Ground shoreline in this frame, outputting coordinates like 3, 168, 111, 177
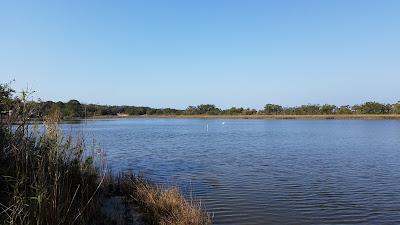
80, 114, 400, 120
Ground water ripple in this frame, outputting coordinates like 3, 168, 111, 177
63, 119, 400, 224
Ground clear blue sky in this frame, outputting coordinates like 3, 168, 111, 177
1, 1, 399, 109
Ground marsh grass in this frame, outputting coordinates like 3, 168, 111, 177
0, 106, 106, 225
121, 175, 212, 225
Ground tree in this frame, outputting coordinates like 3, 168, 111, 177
39, 101, 57, 117
320, 104, 337, 114
355, 102, 391, 114
224, 107, 243, 115
297, 104, 321, 115
185, 106, 198, 115
392, 102, 400, 114
243, 108, 257, 115
0, 83, 15, 112
263, 104, 283, 115
64, 99, 83, 118
337, 105, 352, 114
196, 104, 221, 115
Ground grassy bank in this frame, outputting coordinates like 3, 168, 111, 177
0, 91, 211, 224
85, 114, 400, 120
121, 175, 212, 225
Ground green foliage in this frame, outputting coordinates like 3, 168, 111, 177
223, 107, 243, 115
184, 104, 221, 115
196, 104, 221, 115
185, 106, 198, 115
353, 102, 391, 114
320, 104, 337, 114
64, 99, 83, 118
222, 107, 257, 115
0, 83, 15, 112
392, 102, 400, 114
336, 105, 353, 114
264, 104, 283, 115
284, 104, 321, 115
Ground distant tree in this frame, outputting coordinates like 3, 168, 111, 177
97, 106, 112, 115
286, 104, 321, 115
223, 107, 243, 115
243, 108, 257, 115
64, 100, 83, 118
125, 106, 147, 115
355, 102, 391, 114
0, 83, 15, 112
161, 108, 182, 115
39, 101, 57, 117
263, 104, 283, 115
320, 104, 337, 114
85, 104, 98, 117
145, 108, 157, 115
336, 105, 353, 114
304, 104, 321, 114
196, 104, 221, 115
392, 102, 400, 114
184, 106, 196, 115
55, 101, 65, 110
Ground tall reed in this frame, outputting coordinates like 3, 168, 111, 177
0, 103, 105, 225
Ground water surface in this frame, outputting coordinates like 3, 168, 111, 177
64, 118, 400, 224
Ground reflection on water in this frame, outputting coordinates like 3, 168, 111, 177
62, 119, 400, 225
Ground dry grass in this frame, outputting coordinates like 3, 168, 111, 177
121, 175, 212, 225
0, 107, 106, 225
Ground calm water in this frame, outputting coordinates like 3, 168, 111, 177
64, 118, 400, 224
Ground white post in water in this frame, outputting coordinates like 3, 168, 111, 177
206, 124, 209, 132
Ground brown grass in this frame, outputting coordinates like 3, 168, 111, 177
121, 175, 212, 225
0, 107, 106, 225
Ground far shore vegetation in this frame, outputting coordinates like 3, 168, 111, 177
0, 83, 212, 225
22, 97, 400, 120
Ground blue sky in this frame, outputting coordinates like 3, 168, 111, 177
1, 1, 399, 109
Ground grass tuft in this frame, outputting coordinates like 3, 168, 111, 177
0, 107, 106, 225
121, 175, 212, 225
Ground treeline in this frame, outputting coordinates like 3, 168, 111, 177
2, 82, 399, 119
263, 102, 400, 115
23, 100, 400, 119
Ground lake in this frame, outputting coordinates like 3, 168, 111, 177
63, 118, 400, 225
